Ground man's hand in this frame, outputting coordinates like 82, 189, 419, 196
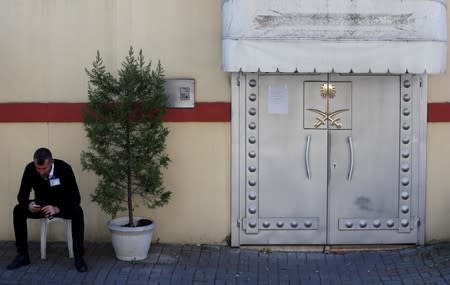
41, 205, 60, 218
28, 201, 41, 213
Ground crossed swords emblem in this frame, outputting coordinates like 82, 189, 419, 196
307, 108, 349, 128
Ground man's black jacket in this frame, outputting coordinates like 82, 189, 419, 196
17, 159, 81, 212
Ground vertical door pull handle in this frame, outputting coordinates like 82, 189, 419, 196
348, 136, 354, 180
305, 135, 311, 179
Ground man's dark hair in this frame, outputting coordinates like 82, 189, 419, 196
33, 148, 53, 165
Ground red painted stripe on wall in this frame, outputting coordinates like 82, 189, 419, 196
0, 102, 231, 123
165, 102, 231, 122
428, 102, 450, 123
0, 102, 448, 123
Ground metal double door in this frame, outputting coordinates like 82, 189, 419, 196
239, 74, 419, 245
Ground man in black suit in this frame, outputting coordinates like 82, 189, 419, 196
7, 147, 88, 272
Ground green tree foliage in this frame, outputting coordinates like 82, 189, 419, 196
81, 47, 171, 226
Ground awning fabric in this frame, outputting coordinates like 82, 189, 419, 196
222, 0, 448, 74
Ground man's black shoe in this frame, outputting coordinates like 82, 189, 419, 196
74, 256, 88, 272
6, 254, 30, 270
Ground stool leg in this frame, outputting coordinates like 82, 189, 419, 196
65, 220, 74, 258
40, 219, 47, 260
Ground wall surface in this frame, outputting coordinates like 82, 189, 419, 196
0, 0, 231, 244
0, 0, 228, 102
426, 124, 450, 242
426, 1, 450, 241
0, 0, 449, 245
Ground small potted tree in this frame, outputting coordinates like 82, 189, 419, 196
81, 47, 171, 261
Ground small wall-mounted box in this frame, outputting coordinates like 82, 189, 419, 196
164, 79, 195, 108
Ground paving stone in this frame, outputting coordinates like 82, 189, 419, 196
0, 241, 449, 284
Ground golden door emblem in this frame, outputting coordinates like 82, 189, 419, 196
308, 83, 348, 128
320, 83, 336, 98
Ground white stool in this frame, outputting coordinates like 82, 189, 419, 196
40, 217, 74, 259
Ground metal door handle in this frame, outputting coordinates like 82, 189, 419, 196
305, 135, 311, 179
348, 136, 354, 180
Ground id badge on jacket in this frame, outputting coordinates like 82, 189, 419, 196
49, 177, 61, 187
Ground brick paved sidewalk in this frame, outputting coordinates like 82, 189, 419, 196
0, 241, 449, 284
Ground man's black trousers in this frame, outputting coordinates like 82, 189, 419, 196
12, 203, 85, 257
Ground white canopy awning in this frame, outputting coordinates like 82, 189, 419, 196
222, 0, 448, 74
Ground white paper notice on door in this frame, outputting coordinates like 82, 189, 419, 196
268, 85, 288, 114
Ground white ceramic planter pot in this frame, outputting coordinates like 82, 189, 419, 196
108, 216, 155, 261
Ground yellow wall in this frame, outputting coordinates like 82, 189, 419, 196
429, 2, 450, 103
426, 2, 450, 241
426, 124, 450, 242
0, 0, 228, 103
0, 0, 449, 244
0, 123, 230, 243
0, 0, 231, 244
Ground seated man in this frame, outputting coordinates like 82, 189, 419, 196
7, 147, 88, 272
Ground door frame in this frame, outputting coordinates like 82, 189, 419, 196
230, 72, 428, 247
